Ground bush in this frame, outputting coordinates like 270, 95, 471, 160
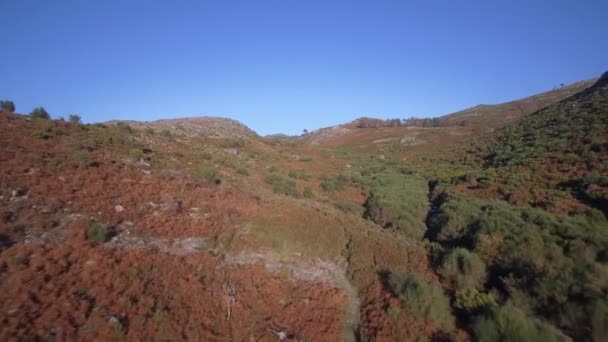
334, 200, 363, 215
86, 222, 111, 244
197, 167, 220, 184
161, 129, 172, 138
1, 100, 15, 113
428, 190, 608, 339
388, 272, 454, 331
219, 138, 246, 148
236, 166, 249, 175
439, 248, 487, 289
320, 176, 345, 192
303, 185, 314, 198
69, 114, 82, 124
288, 169, 312, 180
265, 172, 298, 197
453, 288, 495, 313
473, 304, 562, 342
364, 173, 428, 240
299, 155, 313, 162
30, 107, 50, 119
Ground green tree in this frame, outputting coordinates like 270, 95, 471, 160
30, 107, 50, 119
1, 100, 15, 113
69, 114, 82, 124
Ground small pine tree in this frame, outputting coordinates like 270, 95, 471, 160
1, 100, 15, 113
30, 107, 50, 119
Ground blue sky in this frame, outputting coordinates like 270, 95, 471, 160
1, 1, 606, 135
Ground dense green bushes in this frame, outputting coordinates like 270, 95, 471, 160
473, 304, 563, 342
388, 272, 454, 331
364, 173, 429, 239
439, 248, 487, 289
428, 190, 608, 340
483, 79, 608, 168
453, 288, 495, 313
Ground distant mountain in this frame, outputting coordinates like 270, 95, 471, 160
110, 116, 258, 138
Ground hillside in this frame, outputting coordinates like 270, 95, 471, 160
112, 116, 258, 138
437, 78, 596, 127
1, 72, 607, 341
300, 78, 595, 148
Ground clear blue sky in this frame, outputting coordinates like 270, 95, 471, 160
1, 1, 606, 135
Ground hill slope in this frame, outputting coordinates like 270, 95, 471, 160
112, 116, 258, 138
0, 72, 606, 341
438, 78, 596, 127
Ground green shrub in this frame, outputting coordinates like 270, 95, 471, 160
161, 129, 172, 138
299, 155, 313, 162
144, 127, 155, 135
130, 148, 144, 160
288, 169, 311, 180
86, 222, 111, 244
388, 272, 454, 331
219, 138, 246, 148
197, 167, 220, 184
453, 288, 495, 313
303, 185, 314, 198
30, 107, 50, 119
200, 152, 213, 160
68, 114, 82, 124
319, 174, 348, 192
236, 166, 249, 175
334, 200, 363, 215
364, 173, 428, 240
439, 248, 487, 289
265, 172, 298, 197
473, 304, 562, 342
74, 151, 90, 168
428, 190, 608, 339
1, 100, 15, 113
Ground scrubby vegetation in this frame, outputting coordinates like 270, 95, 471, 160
1, 100, 15, 113
438, 248, 486, 290
196, 167, 221, 184
265, 172, 298, 197
86, 222, 111, 244
0, 72, 606, 341
388, 272, 454, 331
30, 107, 50, 119
472, 304, 563, 342
69, 114, 82, 124
364, 172, 428, 239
